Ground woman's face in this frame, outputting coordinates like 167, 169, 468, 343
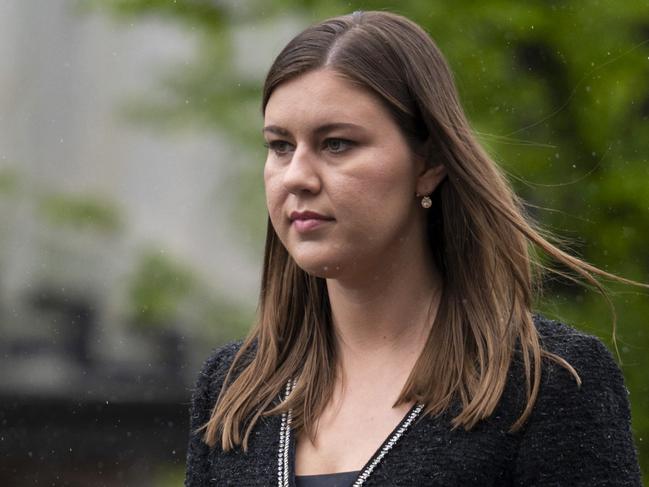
263, 68, 443, 279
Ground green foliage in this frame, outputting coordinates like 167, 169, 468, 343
78, 0, 227, 29
89, 0, 649, 479
127, 249, 196, 328
199, 292, 256, 345
126, 248, 252, 340
0, 167, 19, 195
38, 192, 122, 233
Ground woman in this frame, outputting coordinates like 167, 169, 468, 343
185, 11, 642, 486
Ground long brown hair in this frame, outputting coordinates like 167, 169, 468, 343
202, 10, 642, 451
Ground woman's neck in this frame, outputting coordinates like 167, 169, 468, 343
325, 244, 442, 380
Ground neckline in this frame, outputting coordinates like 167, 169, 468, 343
347, 401, 424, 486
295, 470, 361, 479
278, 381, 424, 487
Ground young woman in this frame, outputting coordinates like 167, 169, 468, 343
185, 11, 642, 487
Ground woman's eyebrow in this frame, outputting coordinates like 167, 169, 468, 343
262, 122, 364, 136
312, 122, 364, 135
262, 125, 289, 136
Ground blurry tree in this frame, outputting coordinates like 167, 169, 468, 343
39, 192, 122, 233
0, 167, 19, 195
84, 0, 649, 479
125, 247, 251, 342
0, 167, 20, 251
128, 250, 196, 329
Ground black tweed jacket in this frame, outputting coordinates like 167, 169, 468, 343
184, 315, 642, 486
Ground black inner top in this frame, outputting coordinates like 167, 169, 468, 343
294, 470, 361, 487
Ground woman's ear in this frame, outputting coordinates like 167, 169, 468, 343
416, 164, 447, 196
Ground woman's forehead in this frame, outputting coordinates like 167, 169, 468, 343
264, 69, 391, 131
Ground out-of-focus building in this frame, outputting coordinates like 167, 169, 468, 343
0, 1, 266, 484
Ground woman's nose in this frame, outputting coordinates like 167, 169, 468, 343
282, 146, 321, 195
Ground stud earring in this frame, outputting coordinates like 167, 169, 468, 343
421, 195, 432, 209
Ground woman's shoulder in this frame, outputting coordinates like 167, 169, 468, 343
533, 313, 615, 356
511, 318, 641, 484
531, 313, 622, 382
502, 314, 628, 419
194, 339, 252, 385
198, 340, 246, 377
526, 313, 631, 428
190, 340, 255, 410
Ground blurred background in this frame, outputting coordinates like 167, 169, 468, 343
0, 0, 647, 485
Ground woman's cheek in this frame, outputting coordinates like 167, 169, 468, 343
264, 174, 284, 214
268, 203, 286, 235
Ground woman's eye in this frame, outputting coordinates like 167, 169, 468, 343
264, 140, 293, 156
324, 138, 353, 154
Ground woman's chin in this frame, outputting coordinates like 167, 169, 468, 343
292, 257, 344, 279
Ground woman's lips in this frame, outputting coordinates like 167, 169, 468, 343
292, 218, 332, 233
289, 211, 334, 233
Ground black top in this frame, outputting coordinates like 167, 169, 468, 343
184, 315, 642, 486
294, 471, 360, 487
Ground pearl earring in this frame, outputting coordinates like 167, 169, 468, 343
421, 195, 432, 209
